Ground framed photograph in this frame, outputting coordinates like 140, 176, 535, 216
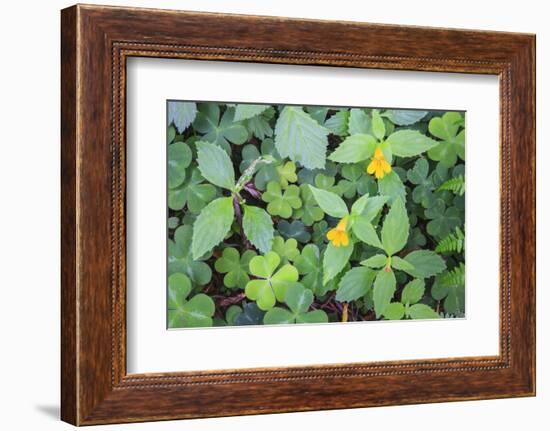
61, 4, 536, 425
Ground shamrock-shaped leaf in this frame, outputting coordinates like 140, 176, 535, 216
276, 220, 311, 243
294, 244, 322, 291
296, 162, 338, 186
168, 168, 217, 212
262, 182, 302, 218
243, 107, 275, 140
271, 236, 300, 262
427, 112, 465, 168
338, 164, 376, 198
314, 173, 344, 196
293, 184, 324, 226
225, 305, 242, 326
407, 158, 436, 208
167, 273, 215, 328
425, 198, 462, 239
263, 283, 328, 324
168, 142, 192, 188
234, 302, 266, 326
245, 252, 299, 310
193, 104, 248, 152
312, 221, 329, 246
168, 225, 212, 285
274, 106, 329, 170
168, 101, 197, 133
239, 140, 281, 191
276, 161, 298, 188
214, 247, 257, 289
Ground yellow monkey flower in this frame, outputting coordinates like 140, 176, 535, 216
367, 147, 392, 179
326, 216, 350, 247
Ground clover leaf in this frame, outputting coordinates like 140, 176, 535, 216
168, 225, 212, 285
293, 184, 324, 226
338, 164, 376, 198
276, 161, 298, 188
407, 157, 436, 208
168, 168, 217, 212
427, 112, 465, 168
234, 302, 266, 325
262, 182, 302, 218
271, 236, 300, 262
193, 104, 248, 152
168, 142, 192, 188
239, 140, 281, 191
314, 173, 344, 196
168, 272, 215, 328
312, 221, 329, 247
244, 252, 299, 310
214, 247, 257, 290
382, 278, 439, 320
424, 198, 462, 239
242, 107, 275, 140
263, 283, 328, 324
276, 220, 311, 243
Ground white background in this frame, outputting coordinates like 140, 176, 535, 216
127, 59, 499, 373
0, 0, 547, 430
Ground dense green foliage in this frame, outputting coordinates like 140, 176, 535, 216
167, 102, 465, 328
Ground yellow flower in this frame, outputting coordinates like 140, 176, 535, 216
326, 217, 350, 247
367, 147, 392, 179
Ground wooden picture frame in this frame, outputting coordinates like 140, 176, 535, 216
61, 4, 536, 425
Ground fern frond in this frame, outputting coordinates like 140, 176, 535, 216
435, 227, 465, 253
438, 175, 465, 196
437, 263, 465, 290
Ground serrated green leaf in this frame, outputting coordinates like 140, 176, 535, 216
243, 205, 274, 253
309, 185, 348, 218
274, 106, 329, 169
348, 108, 371, 135
408, 303, 440, 319
372, 110, 386, 140
322, 242, 354, 284
386, 130, 438, 157
335, 266, 376, 302
378, 171, 406, 203
324, 110, 349, 136
352, 217, 383, 249
391, 256, 415, 272
168, 101, 197, 133
191, 197, 234, 259
373, 269, 396, 318
383, 302, 405, 320
401, 279, 425, 305
381, 198, 409, 256
382, 109, 427, 126
234, 104, 269, 121
360, 254, 387, 268
403, 250, 446, 278
196, 141, 235, 190
328, 134, 376, 163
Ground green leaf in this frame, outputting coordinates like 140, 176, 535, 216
168, 101, 197, 133
435, 227, 465, 253
271, 236, 300, 262
271, 264, 300, 302
243, 205, 274, 253
296, 309, 329, 324
308, 185, 348, 218
322, 242, 354, 284
425, 199, 462, 239
403, 250, 446, 279
277, 220, 310, 243
382, 109, 427, 126
408, 303, 440, 319
328, 134, 376, 163
167, 273, 191, 310
378, 171, 406, 203
239, 141, 281, 190
294, 244, 322, 291
373, 268, 396, 318
386, 130, 439, 157
293, 184, 324, 226
168, 168, 217, 212
360, 254, 387, 268
214, 248, 257, 289
381, 198, 409, 256
263, 182, 302, 218
285, 283, 313, 314
263, 307, 295, 324
335, 266, 376, 302
383, 302, 405, 320
249, 251, 280, 278
191, 197, 234, 259
194, 104, 248, 150
401, 279, 425, 305
407, 158, 436, 208
168, 142, 192, 188
276, 161, 298, 188
264, 283, 328, 325
427, 112, 465, 168
352, 195, 389, 221
391, 256, 414, 272
179, 294, 216, 327
234, 104, 269, 121
348, 108, 371, 135
432, 264, 465, 315
168, 272, 215, 328
339, 164, 376, 199
168, 225, 212, 285
225, 305, 242, 326
324, 110, 349, 136
196, 141, 236, 190
352, 217, 383, 250
234, 302, 265, 325
274, 106, 330, 169
438, 175, 465, 196
372, 110, 386, 140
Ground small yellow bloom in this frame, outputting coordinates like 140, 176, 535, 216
367, 147, 392, 179
326, 217, 350, 247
